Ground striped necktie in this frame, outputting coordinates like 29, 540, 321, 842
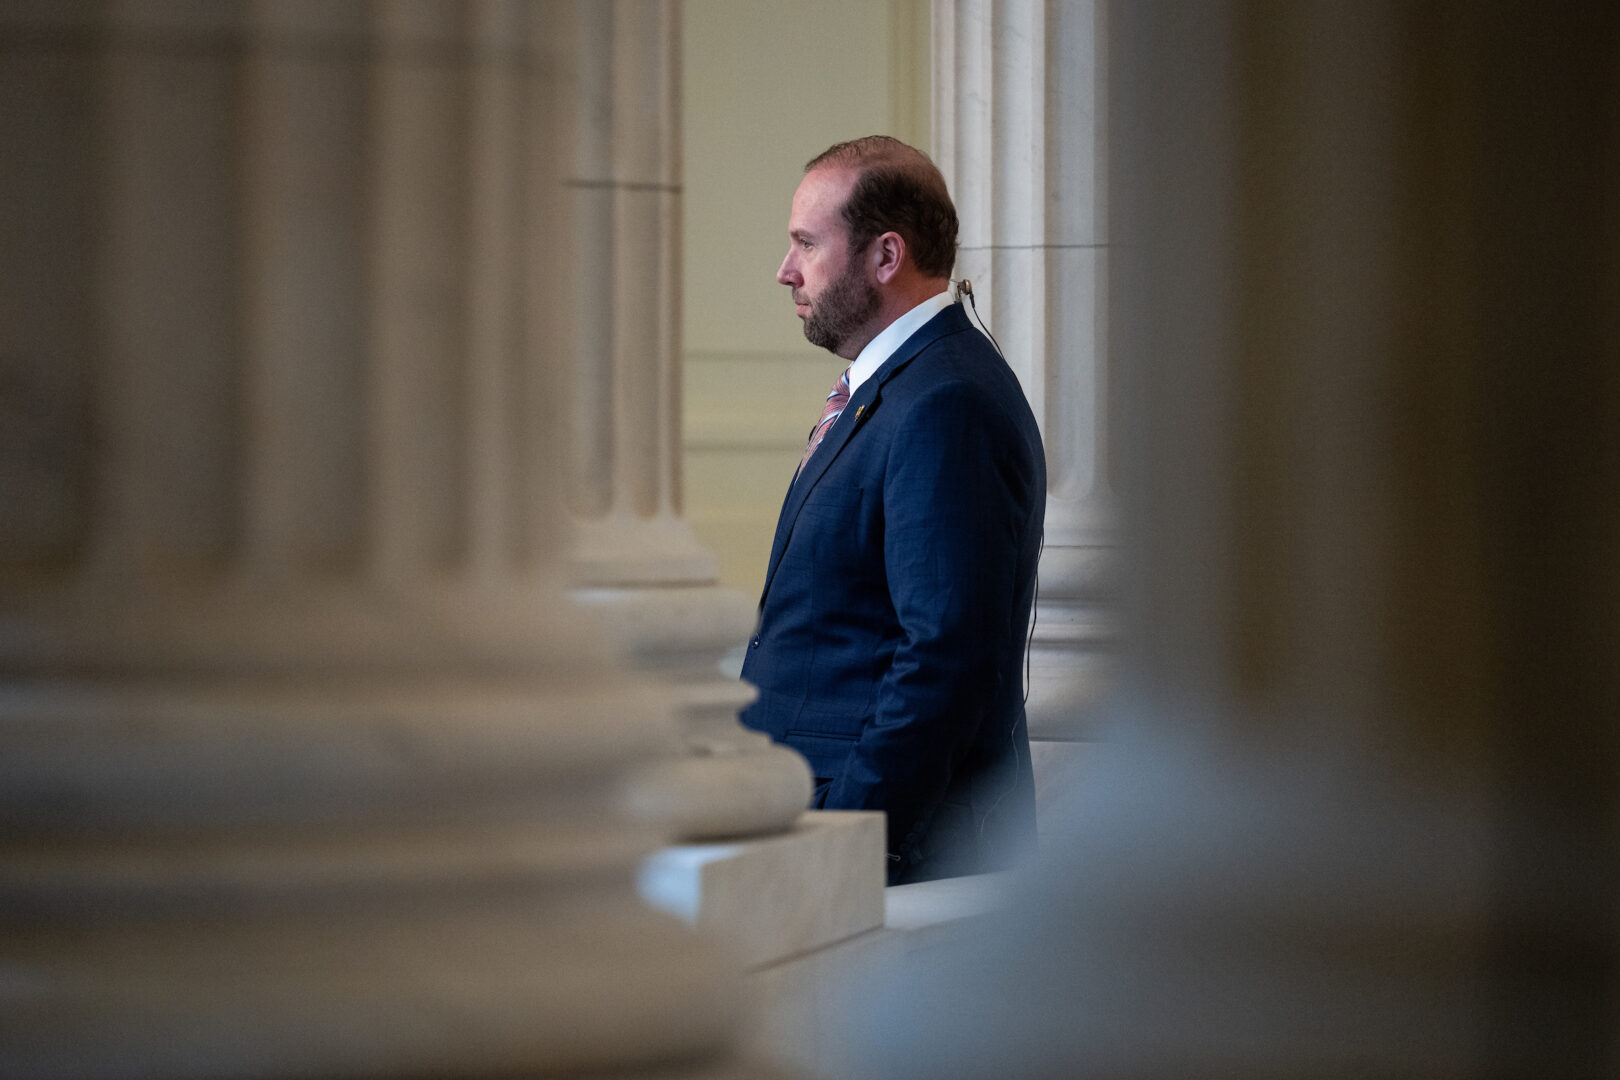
796, 367, 851, 480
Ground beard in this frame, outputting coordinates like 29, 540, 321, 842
800, 252, 880, 355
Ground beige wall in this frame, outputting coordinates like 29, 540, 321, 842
681, 0, 930, 597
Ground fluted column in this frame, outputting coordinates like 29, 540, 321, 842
933, 0, 1115, 746
555, 1, 812, 840
0, 3, 772, 1076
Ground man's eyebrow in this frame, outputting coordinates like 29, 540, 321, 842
790, 228, 813, 242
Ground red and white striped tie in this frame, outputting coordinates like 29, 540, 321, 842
795, 367, 852, 480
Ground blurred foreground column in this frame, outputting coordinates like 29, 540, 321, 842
843, 2, 1620, 1077
934, 0, 1116, 790
0, 3, 777, 1076
554, 0, 812, 843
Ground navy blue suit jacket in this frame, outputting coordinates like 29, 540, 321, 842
740, 303, 1045, 884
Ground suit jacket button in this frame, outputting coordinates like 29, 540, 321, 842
749, 638, 760, 648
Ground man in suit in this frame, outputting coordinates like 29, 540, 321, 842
739, 136, 1046, 884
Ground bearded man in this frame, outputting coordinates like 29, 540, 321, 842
738, 136, 1046, 884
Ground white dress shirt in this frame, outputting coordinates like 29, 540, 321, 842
845, 289, 956, 396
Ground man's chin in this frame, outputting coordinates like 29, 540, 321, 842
807, 336, 844, 355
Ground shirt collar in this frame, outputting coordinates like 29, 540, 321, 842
846, 290, 956, 396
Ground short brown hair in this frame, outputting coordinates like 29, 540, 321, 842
806, 136, 958, 279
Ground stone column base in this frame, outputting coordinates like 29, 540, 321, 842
628, 740, 815, 842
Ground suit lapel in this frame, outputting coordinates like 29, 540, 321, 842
756, 304, 970, 607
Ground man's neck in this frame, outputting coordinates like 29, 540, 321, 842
834, 278, 950, 361
843, 289, 957, 397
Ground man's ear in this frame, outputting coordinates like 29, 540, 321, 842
871, 231, 906, 284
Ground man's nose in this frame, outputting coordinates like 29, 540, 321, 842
776, 250, 798, 287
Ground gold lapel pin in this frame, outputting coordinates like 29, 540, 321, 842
855, 405, 865, 420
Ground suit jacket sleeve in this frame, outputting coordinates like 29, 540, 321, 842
823, 376, 1035, 863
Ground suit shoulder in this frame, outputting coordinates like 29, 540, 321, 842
900, 334, 1033, 409
889, 327, 1001, 384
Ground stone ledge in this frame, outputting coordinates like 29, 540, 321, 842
638, 810, 886, 970
743, 871, 1019, 1080
883, 869, 1015, 932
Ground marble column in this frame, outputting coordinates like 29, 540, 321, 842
838, 2, 1620, 1076
1102, 8, 1620, 1066
554, 1, 812, 840
933, 0, 1115, 759
0, 3, 773, 1076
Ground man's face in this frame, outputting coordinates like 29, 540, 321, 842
776, 166, 880, 358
